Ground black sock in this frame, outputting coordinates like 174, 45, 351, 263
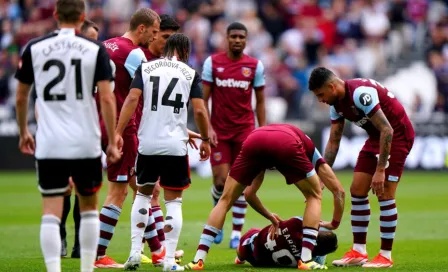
60, 195, 71, 240
73, 195, 80, 247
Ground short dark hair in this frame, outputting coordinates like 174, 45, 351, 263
308, 67, 336, 91
129, 8, 160, 31
227, 22, 248, 35
159, 14, 180, 32
81, 19, 99, 33
56, 0, 85, 24
313, 231, 338, 257
163, 33, 191, 63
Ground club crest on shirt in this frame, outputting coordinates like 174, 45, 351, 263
213, 152, 222, 162
217, 67, 225, 72
241, 67, 252, 77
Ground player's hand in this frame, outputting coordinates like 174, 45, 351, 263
187, 129, 201, 149
199, 141, 211, 161
320, 220, 337, 230
19, 130, 35, 155
152, 180, 161, 202
106, 145, 121, 164
115, 134, 124, 152
372, 169, 385, 196
209, 127, 218, 147
268, 213, 281, 240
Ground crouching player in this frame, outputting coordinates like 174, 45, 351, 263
235, 217, 338, 268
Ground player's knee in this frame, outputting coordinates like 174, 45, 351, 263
106, 183, 128, 206
213, 177, 226, 192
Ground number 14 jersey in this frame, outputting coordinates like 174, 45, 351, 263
15, 28, 113, 159
130, 57, 202, 156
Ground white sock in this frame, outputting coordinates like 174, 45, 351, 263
353, 243, 367, 255
80, 210, 100, 272
163, 198, 183, 266
231, 230, 241, 239
380, 249, 392, 260
40, 214, 61, 272
131, 192, 151, 253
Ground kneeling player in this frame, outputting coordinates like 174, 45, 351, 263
185, 124, 345, 270
235, 217, 338, 268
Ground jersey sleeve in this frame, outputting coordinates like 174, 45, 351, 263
190, 72, 203, 99
253, 60, 266, 88
353, 86, 380, 117
201, 56, 213, 85
329, 106, 343, 123
129, 65, 144, 90
94, 44, 114, 83
125, 48, 146, 78
15, 43, 34, 84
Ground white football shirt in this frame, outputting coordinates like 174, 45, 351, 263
130, 57, 202, 156
15, 28, 113, 159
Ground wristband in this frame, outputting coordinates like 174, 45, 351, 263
201, 137, 210, 142
331, 219, 340, 228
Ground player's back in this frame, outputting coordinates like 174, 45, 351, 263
334, 78, 415, 142
137, 57, 200, 156
29, 28, 110, 159
102, 37, 147, 130
252, 217, 303, 267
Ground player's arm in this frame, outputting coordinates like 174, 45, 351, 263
244, 171, 272, 220
124, 48, 146, 78
16, 81, 32, 135
14, 43, 35, 155
317, 163, 345, 229
116, 65, 143, 136
370, 110, 393, 171
324, 107, 345, 167
191, 73, 209, 139
201, 56, 217, 146
254, 60, 266, 127
95, 45, 117, 146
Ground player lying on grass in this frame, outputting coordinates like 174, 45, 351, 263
235, 216, 338, 268
184, 124, 345, 270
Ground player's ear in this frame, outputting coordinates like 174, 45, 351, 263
79, 12, 86, 24
53, 10, 58, 22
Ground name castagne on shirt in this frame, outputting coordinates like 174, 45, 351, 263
42, 40, 90, 56
144, 59, 192, 80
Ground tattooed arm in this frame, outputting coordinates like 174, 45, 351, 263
324, 121, 345, 167
369, 109, 394, 196
370, 109, 394, 171
317, 163, 345, 230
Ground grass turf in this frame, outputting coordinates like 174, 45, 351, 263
0, 170, 447, 271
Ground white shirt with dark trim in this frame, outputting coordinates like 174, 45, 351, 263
15, 28, 113, 159
130, 57, 202, 156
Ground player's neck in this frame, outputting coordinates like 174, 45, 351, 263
148, 47, 160, 58
227, 51, 243, 61
59, 23, 79, 30
122, 31, 139, 46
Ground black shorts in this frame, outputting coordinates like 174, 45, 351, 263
36, 157, 103, 197
135, 154, 191, 190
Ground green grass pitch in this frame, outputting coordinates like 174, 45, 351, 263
0, 170, 447, 271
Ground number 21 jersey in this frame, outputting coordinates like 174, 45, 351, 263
15, 28, 113, 159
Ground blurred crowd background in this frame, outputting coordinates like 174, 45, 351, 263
1, 0, 448, 135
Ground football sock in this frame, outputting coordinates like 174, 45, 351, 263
164, 198, 183, 266
73, 196, 81, 248
130, 192, 150, 253
144, 203, 163, 254
80, 211, 99, 272
60, 195, 71, 241
194, 225, 220, 262
379, 199, 397, 260
97, 204, 121, 257
211, 185, 222, 206
231, 194, 247, 238
152, 206, 166, 246
301, 227, 318, 262
351, 195, 370, 255
41, 214, 61, 272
